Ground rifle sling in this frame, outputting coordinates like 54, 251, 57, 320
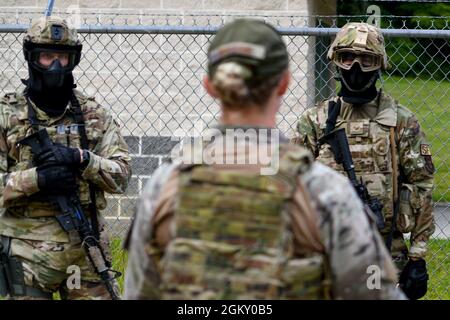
386, 127, 399, 252
325, 98, 342, 135
25, 92, 43, 133
70, 92, 101, 241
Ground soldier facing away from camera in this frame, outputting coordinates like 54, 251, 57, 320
0, 16, 131, 299
124, 19, 405, 300
292, 22, 435, 300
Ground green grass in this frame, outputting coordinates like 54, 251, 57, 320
383, 76, 449, 203
110, 238, 450, 300
425, 239, 450, 300
0, 238, 447, 300
111, 237, 128, 292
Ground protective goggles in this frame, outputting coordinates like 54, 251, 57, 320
24, 42, 82, 73
334, 49, 382, 72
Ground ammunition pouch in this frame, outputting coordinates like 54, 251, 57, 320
0, 236, 52, 299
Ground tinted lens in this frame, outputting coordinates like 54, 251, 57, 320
31, 49, 77, 71
360, 54, 375, 68
340, 52, 356, 66
38, 52, 70, 68
335, 50, 381, 71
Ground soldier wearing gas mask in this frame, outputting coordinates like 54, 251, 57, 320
293, 22, 435, 300
23, 16, 81, 117
0, 16, 131, 299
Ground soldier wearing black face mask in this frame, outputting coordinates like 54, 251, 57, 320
338, 61, 379, 104
22, 18, 82, 117
293, 23, 435, 300
0, 16, 131, 300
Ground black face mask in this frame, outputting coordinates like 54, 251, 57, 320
338, 63, 379, 104
22, 40, 82, 116
25, 68, 75, 117
42, 59, 66, 89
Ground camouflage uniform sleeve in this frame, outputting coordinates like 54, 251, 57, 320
292, 107, 320, 157
0, 104, 40, 207
397, 107, 435, 259
124, 162, 178, 300
81, 109, 131, 194
303, 163, 406, 299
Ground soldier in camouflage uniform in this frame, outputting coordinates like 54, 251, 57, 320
0, 16, 131, 299
124, 19, 405, 300
293, 22, 435, 300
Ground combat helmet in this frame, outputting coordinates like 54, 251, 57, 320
327, 22, 388, 71
23, 16, 82, 91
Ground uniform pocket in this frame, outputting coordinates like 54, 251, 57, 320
372, 135, 390, 172
396, 183, 416, 233
68, 124, 102, 151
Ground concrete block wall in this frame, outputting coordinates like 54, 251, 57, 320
104, 135, 178, 236
0, 1, 310, 11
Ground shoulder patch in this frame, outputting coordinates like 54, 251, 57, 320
420, 144, 432, 156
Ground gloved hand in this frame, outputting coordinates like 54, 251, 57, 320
37, 164, 78, 194
34, 144, 81, 168
399, 258, 429, 300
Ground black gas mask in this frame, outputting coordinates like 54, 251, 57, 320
23, 38, 82, 116
337, 64, 379, 104
340, 63, 378, 93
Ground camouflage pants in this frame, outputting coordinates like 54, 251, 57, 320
3, 231, 120, 300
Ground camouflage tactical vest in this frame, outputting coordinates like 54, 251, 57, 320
315, 95, 397, 232
159, 143, 330, 300
2, 90, 107, 218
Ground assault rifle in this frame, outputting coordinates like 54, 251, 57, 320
320, 128, 385, 230
19, 129, 121, 300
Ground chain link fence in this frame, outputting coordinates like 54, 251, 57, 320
0, 14, 448, 299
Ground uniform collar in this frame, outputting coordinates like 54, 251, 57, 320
338, 90, 397, 127
212, 124, 289, 143
18, 93, 71, 125
372, 90, 397, 127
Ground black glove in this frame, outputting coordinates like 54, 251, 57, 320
399, 258, 429, 300
37, 164, 78, 194
34, 144, 81, 168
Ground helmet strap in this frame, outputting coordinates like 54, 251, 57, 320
377, 69, 385, 89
